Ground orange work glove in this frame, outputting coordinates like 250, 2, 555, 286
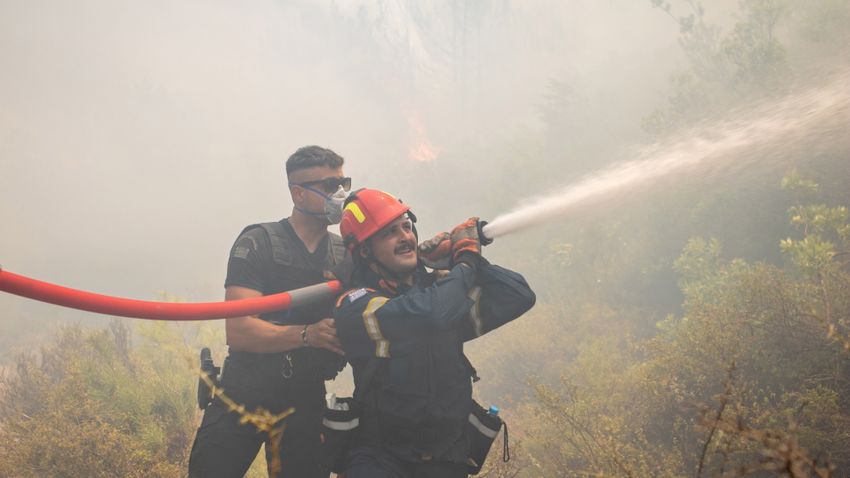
450, 217, 483, 266
418, 231, 452, 270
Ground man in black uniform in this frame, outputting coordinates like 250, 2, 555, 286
188, 145, 350, 478
333, 189, 536, 478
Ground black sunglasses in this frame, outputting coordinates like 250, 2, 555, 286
294, 176, 352, 193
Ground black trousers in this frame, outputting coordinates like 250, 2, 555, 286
344, 446, 468, 478
188, 354, 329, 478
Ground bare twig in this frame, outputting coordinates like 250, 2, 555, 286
198, 371, 293, 476
697, 361, 735, 477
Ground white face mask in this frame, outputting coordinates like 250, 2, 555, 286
323, 186, 348, 225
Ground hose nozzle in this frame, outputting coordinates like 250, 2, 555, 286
478, 220, 494, 246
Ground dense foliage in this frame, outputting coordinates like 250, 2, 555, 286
0, 322, 227, 477
470, 1, 850, 476
474, 175, 850, 476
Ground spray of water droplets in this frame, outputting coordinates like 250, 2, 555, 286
482, 71, 850, 240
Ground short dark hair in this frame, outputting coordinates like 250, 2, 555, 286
286, 145, 345, 176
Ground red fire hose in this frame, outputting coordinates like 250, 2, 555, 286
0, 267, 342, 321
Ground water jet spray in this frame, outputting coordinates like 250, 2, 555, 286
482, 71, 849, 240
0, 71, 847, 321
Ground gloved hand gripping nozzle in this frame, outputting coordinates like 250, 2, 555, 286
419, 218, 494, 270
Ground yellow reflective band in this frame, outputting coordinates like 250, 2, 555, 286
467, 286, 483, 338
344, 202, 366, 223
363, 297, 390, 357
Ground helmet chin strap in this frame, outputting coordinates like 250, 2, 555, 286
367, 258, 415, 290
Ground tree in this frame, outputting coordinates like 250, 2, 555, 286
643, 0, 789, 136
507, 173, 850, 476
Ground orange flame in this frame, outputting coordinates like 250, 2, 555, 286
407, 112, 439, 162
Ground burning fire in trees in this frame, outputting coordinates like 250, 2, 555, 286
407, 111, 438, 162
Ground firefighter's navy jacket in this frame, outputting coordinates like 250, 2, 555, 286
334, 259, 535, 465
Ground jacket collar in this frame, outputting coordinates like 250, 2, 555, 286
358, 261, 430, 296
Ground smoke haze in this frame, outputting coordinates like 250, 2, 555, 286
3, 1, 850, 475
2, 0, 848, 394
484, 71, 850, 239
1, 0, 682, 340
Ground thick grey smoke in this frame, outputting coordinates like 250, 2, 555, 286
0, 0, 719, 349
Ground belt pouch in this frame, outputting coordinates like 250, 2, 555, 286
466, 400, 504, 475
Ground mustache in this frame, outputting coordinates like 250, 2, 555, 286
394, 241, 415, 254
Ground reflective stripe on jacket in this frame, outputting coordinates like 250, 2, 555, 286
334, 261, 535, 463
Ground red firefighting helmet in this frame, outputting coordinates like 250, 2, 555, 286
340, 188, 411, 252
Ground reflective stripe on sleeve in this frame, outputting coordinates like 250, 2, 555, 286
322, 416, 360, 431
467, 286, 483, 338
362, 296, 390, 357
468, 413, 500, 439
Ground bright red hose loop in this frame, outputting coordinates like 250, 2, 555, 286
0, 268, 342, 321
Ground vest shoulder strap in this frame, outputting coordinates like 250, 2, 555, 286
328, 233, 346, 267
242, 221, 346, 269
254, 221, 295, 266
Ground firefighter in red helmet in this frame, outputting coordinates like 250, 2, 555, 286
332, 188, 535, 478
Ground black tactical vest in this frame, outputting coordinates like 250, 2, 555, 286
240, 220, 345, 325
234, 220, 346, 382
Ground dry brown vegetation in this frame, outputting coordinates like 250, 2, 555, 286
2, 1, 850, 477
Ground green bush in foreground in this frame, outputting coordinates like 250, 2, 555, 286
0, 321, 209, 477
